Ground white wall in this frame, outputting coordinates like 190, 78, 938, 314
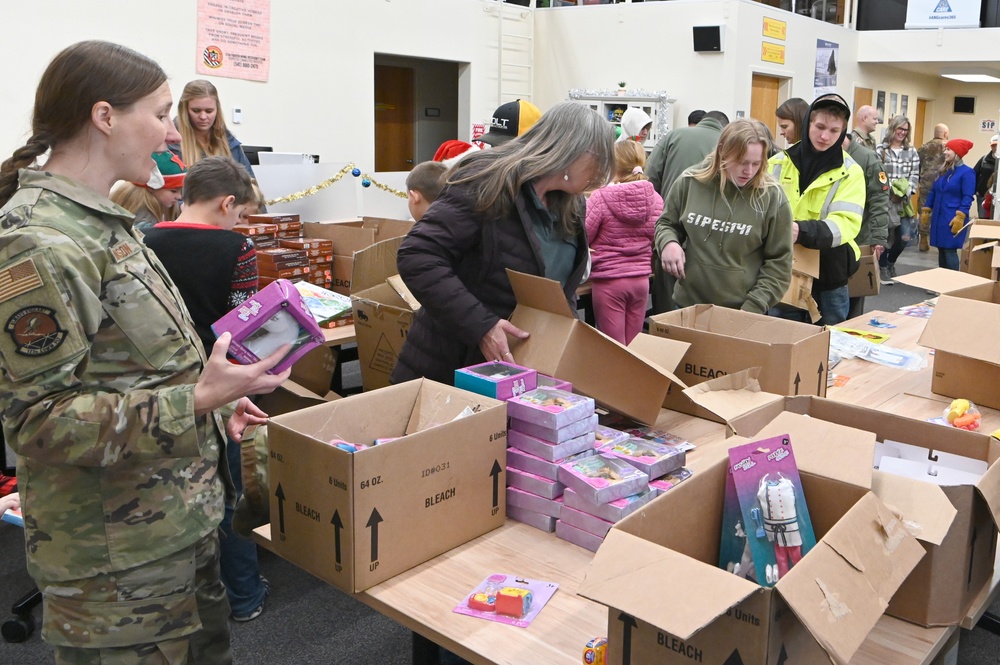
0, 0, 514, 170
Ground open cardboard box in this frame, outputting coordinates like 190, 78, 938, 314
962, 224, 1000, 279
686, 371, 1000, 627
266, 378, 507, 593
303, 217, 413, 295
256, 345, 341, 417
579, 408, 924, 664
647, 305, 829, 422
780, 245, 821, 321
893, 269, 1000, 410
350, 237, 416, 391
505, 270, 689, 425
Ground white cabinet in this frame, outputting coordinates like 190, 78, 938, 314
568, 89, 677, 150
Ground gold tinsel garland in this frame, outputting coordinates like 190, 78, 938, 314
265, 162, 407, 206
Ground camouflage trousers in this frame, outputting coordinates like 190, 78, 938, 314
42, 532, 232, 665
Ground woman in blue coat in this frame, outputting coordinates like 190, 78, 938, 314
923, 138, 976, 270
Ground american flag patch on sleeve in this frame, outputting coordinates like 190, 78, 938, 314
0, 258, 43, 303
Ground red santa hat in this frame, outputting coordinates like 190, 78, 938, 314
432, 140, 480, 168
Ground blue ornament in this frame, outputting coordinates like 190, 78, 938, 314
362, 178, 372, 188
351, 167, 361, 177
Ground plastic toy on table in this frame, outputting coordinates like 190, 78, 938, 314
944, 399, 981, 430
454, 573, 558, 627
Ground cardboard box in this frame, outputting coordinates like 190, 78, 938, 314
349, 237, 416, 391
506, 270, 688, 425
847, 245, 881, 297
266, 379, 507, 593
303, 217, 413, 295
723, 395, 1000, 628
578, 411, 925, 665
962, 225, 1000, 279
893, 269, 1000, 409
648, 305, 830, 421
255, 345, 341, 417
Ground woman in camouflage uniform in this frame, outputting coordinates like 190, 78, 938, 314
0, 41, 289, 664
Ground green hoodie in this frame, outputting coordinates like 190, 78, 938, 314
655, 170, 793, 314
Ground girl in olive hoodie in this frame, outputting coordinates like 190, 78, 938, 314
656, 119, 793, 314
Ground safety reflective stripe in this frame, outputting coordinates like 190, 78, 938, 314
820, 179, 842, 219
770, 161, 783, 180
828, 201, 864, 215
822, 218, 843, 246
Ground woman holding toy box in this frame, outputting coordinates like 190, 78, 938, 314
392, 102, 614, 384
0, 41, 288, 662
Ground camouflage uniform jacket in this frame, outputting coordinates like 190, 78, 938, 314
918, 138, 947, 208
0, 170, 231, 584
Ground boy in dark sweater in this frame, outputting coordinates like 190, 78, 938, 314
142, 156, 269, 622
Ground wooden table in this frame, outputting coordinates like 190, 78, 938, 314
322, 323, 356, 347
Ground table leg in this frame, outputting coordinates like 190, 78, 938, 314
412, 631, 441, 665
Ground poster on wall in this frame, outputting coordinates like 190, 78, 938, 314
889, 93, 898, 118
905, 0, 980, 29
901, 95, 909, 118
876, 91, 886, 122
196, 0, 271, 82
814, 40, 839, 98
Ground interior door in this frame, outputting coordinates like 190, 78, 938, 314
375, 65, 415, 172
750, 73, 781, 138
853, 86, 873, 119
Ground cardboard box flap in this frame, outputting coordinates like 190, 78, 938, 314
921, 295, 1000, 365
892, 267, 992, 293
775, 493, 925, 665
386, 275, 421, 311
970, 240, 999, 253
993, 246, 1000, 270
625, 332, 689, 380
871, 470, 958, 546
579, 528, 759, 641
507, 269, 577, 318
976, 455, 1000, 532
969, 225, 1000, 240
683, 368, 784, 425
351, 236, 404, 294
753, 411, 875, 490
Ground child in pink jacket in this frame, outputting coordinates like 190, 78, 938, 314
585, 140, 662, 344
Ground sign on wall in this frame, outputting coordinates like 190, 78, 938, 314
196, 0, 271, 82
905, 0, 980, 29
814, 39, 838, 98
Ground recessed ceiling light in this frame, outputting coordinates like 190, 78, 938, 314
941, 73, 1000, 83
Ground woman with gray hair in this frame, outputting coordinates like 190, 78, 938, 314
392, 101, 614, 384
876, 115, 921, 283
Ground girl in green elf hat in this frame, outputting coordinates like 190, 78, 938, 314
110, 150, 187, 232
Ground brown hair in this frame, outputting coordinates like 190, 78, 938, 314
176, 79, 232, 168
0, 41, 167, 207
406, 161, 448, 203
775, 98, 809, 145
613, 140, 647, 183
182, 156, 254, 207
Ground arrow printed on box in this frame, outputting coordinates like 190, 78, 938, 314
868, 270, 874, 289
618, 612, 637, 665
490, 460, 502, 509
367, 507, 383, 562
275, 483, 286, 536
723, 648, 746, 665
793, 372, 801, 395
331, 510, 344, 565
817, 361, 825, 395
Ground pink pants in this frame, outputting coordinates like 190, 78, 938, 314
591, 276, 649, 345
774, 544, 802, 578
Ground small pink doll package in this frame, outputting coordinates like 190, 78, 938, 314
718, 434, 816, 588
212, 278, 324, 374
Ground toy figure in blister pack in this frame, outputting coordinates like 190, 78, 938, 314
756, 473, 803, 583
242, 309, 307, 360
728, 520, 757, 583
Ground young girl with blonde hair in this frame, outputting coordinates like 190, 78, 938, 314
656, 118, 793, 314
174, 79, 256, 176
585, 139, 662, 344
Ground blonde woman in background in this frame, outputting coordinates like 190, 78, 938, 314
173, 79, 256, 177
585, 140, 662, 344
656, 119, 793, 314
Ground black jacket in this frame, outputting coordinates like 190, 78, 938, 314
974, 151, 996, 200
391, 181, 588, 385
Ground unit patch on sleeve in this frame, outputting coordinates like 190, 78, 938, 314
5, 306, 66, 356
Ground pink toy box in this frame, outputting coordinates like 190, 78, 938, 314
454, 361, 537, 401
506, 486, 563, 518
536, 373, 572, 392
506, 505, 558, 532
506, 387, 594, 430
558, 454, 648, 504
597, 436, 686, 479
509, 413, 599, 444
507, 446, 596, 481
212, 278, 324, 374
562, 487, 657, 523
555, 519, 604, 552
506, 466, 564, 500
507, 428, 596, 462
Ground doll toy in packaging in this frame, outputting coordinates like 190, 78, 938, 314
212, 278, 325, 374
718, 434, 816, 587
